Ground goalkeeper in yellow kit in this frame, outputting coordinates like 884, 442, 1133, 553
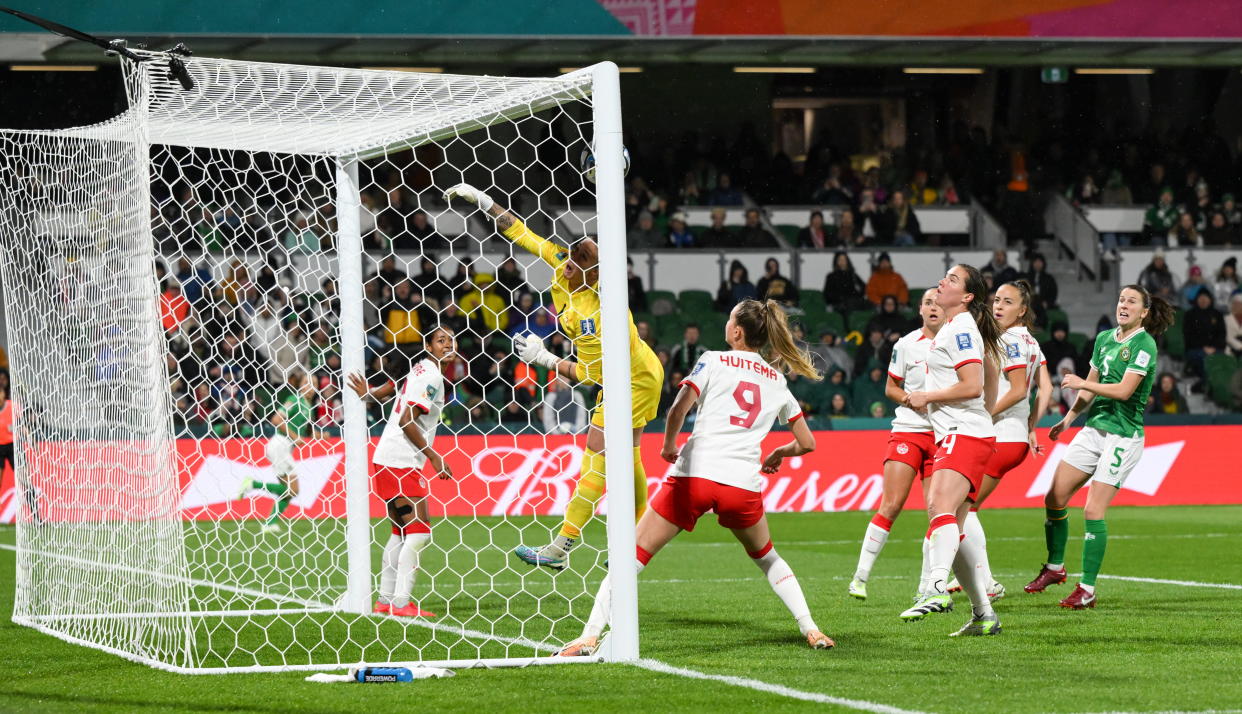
445, 183, 664, 570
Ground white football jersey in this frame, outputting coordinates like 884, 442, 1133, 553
926, 311, 995, 441
673, 350, 802, 492
888, 329, 934, 433
994, 326, 1046, 442
372, 358, 445, 469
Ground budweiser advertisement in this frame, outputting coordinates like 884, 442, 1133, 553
1, 426, 1239, 524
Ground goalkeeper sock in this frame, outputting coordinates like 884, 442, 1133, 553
632, 447, 648, 522
257, 481, 288, 497
560, 448, 606, 541
853, 513, 893, 582
750, 541, 818, 636
1045, 507, 1070, 567
1081, 519, 1108, 588
392, 526, 431, 608
926, 513, 960, 595
378, 532, 402, 603
265, 496, 292, 525
960, 509, 995, 587
582, 557, 648, 639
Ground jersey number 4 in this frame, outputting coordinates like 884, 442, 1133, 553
730, 381, 762, 429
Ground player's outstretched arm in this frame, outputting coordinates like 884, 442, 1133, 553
761, 418, 816, 474
346, 373, 396, 403
661, 385, 697, 463
444, 183, 560, 265
399, 408, 452, 480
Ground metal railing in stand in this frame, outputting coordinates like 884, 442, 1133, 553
1044, 193, 1103, 290
970, 202, 1008, 250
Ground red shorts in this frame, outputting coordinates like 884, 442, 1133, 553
985, 441, 1030, 479
884, 431, 936, 479
372, 464, 428, 501
650, 475, 764, 533
931, 434, 996, 500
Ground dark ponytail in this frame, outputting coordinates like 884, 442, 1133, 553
957, 264, 1004, 362
1003, 279, 1037, 329
1122, 284, 1175, 336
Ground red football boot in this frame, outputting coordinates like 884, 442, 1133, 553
390, 603, 437, 618
1059, 584, 1097, 610
373, 601, 391, 614
1024, 565, 1068, 593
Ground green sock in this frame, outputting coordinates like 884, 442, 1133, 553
1081, 519, 1108, 586
258, 481, 288, 497
1045, 507, 1069, 566
266, 496, 292, 525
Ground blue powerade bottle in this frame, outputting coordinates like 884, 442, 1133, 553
354, 667, 414, 683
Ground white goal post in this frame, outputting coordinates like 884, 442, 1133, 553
0, 51, 638, 673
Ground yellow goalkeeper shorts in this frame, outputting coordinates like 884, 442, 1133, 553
590, 350, 664, 430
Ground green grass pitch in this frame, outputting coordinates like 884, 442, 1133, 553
4, 505, 1242, 713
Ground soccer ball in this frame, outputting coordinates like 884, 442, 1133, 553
580, 145, 631, 184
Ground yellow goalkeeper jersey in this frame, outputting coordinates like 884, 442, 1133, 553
502, 219, 660, 388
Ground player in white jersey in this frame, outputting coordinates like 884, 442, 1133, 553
346, 326, 456, 619
946, 280, 1053, 600
848, 289, 944, 600
559, 299, 834, 655
900, 265, 1005, 636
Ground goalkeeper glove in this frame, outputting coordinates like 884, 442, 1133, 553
443, 183, 494, 212
514, 333, 561, 370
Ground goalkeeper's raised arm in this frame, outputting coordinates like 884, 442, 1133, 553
444, 181, 666, 572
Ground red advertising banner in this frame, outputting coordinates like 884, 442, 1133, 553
1, 426, 1239, 524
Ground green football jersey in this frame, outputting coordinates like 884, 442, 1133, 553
1085, 327, 1157, 437
278, 393, 314, 438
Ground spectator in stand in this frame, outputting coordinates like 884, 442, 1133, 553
526, 307, 557, 340
381, 280, 434, 356
850, 365, 887, 417
819, 250, 869, 312
852, 327, 886, 379
834, 209, 864, 247
1101, 170, 1133, 205
495, 257, 527, 301
1137, 249, 1178, 303
755, 257, 799, 307
372, 255, 405, 289
1146, 372, 1189, 415
1143, 188, 1179, 246
812, 165, 853, 205
1053, 357, 1080, 415
506, 292, 540, 337
627, 210, 663, 249
1169, 212, 1203, 248
796, 210, 828, 249
1134, 163, 1166, 205
1225, 294, 1242, 357
174, 258, 213, 307
698, 207, 735, 247
394, 210, 447, 251
160, 281, 191, 333
936, 176, 960, 205
627, 257, 648, 312
1203, 211, 1235, 247
714, 259, 758, 312
865, 252, 909, 306
283, 212, 321, 254
860, 166, 888, 205
458, 273, 509, 334
668, 324, 707, 376
412, 256, 449, 307
1183, 286, 1226, 389
856, 189, 879, 236
982, 249, 1019, 285
907, 169, 937, 205
708, 172, 744, 206
1066, 173, 1100, 207
873, 190, 920, 246
866, 294, 908, 336
1215, 257, 1239, 309
678, 172, 703, 207
1189, 180, 1214, 230
826, 391, 851, 419
635, 320, 656, 350
666, 211, 695, 248
736, 208, 778, 246
1223, 194, 1242, 231
809, 328, 852, 376
1023, 252, 1059, 325
1040, 322, 1084, 378
437, 300, 470, 336
1181, 266, 1210, 308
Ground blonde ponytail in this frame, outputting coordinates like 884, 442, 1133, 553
734, 299, 821, 381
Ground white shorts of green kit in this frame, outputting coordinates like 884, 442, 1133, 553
266, 434, 296, 478
1062, 426, 1144, 488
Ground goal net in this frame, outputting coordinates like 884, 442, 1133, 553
0, 52, 638, 673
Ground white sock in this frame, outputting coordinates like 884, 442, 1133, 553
752, 547, 818, 636
391, 532, 431, 608
853, 519, 891, 582
961, 510, 996, 588
918, 537, 932, 596
378, 533, 401, 603
1047, 562, 1065, 571
953, 534, 995, 619
582, 560, 647, 639
1080, 583, 1095, 594
927, 515, 960, 595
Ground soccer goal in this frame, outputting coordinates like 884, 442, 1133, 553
0, 51, 638, 673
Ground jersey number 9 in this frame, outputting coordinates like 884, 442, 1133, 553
730, 381, 762, 429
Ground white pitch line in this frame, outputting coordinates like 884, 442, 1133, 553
634, 658, 930, 714
680, 532, 1241, 548
1096, 574, 1242, 590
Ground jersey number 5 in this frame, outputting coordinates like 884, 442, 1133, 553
730, 381, 762, 428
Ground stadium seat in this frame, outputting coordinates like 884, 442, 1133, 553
1205, 353, 1238, 407
800, 289, 826, 313
848, 309, 876, 335
814, 312, 846, 336
908, 288, 925, 305
1047, 307, 1070, 330
1164, 311, 1185, 359
1068, 332, 1088, 352
648, 290, 678, 316
678, 289, 714, 314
